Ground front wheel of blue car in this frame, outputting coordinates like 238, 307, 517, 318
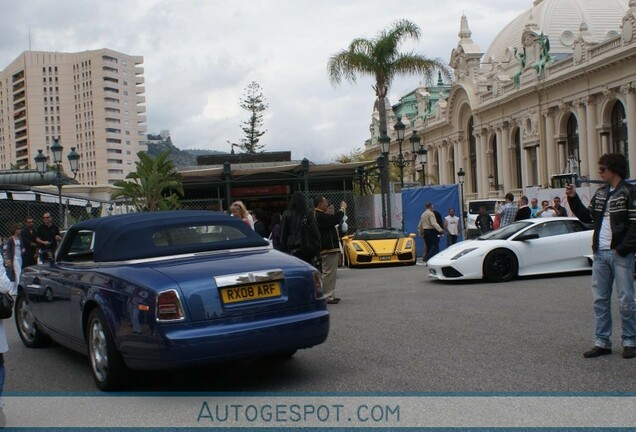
87, 309, 127, 391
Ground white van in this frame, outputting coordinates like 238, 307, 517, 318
465, 199, 499, 239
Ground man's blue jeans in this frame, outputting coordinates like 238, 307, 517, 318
591, 250, 636, 348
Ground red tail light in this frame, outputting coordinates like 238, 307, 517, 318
156, 290, 185, 321
312, 271, 324, 299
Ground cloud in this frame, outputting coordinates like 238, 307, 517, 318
1, 0, 531, 163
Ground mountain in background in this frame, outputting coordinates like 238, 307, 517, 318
145, 133, 225, 168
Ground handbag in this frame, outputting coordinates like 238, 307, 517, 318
0, 292, 14, 319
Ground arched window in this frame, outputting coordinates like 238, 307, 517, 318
468, 117, 477, 193
611, 101, 627, 153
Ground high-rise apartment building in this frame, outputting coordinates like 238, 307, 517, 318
0, 49, 147, 184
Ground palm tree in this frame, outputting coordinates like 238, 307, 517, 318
112, 150, 184, 211
328, 19, 450, 140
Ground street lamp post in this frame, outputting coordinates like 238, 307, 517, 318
457, 168, 466, 239
35, 138, 80, 228
409, 130, 421, 183
392, 117, 407, 189
378, 133, 391, 227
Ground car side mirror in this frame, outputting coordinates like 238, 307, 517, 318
515, 233, 539, 241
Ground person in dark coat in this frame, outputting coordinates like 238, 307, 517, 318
280, 192, 321, 268
475, 206, 493, 235
314, 196, 346, 304
514, 196, 532, 221
269, 212, 282, 251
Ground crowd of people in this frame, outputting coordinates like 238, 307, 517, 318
231, 194, 347, 305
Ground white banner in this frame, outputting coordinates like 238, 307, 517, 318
2, 395, 636, 428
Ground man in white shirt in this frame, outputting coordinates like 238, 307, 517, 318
444, 208, 461, 246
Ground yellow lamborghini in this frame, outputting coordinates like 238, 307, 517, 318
341, 228, 417, 268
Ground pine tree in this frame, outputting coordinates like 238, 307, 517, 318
238, 81, 268, 153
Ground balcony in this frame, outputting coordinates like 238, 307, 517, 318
136, 115, 147, 124
13, 91, 25, 102
12, 71, 24, 82
104, 86, 119, 93
13, 81, 25, 92
135, 67, 144, 75
136, 95, 145, 104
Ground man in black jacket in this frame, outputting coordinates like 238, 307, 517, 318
566, 153, 636, 359
514, 196, 531, 221
314, 196, 346, 304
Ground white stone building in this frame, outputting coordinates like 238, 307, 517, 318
368, 0, 636, 201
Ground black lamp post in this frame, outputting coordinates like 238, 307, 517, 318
392, 117, 407, 188
223, 161, 232, 212
457, 168, 466, 237
409, 130, 421, 183
378, 133, 391, 227
35, 138, 80, 228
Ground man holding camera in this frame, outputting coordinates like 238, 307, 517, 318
566, 153, 636, 359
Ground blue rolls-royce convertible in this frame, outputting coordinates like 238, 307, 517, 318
15, 211, 329, 390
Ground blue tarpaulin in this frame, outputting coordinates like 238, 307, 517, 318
401, 185, 462, 258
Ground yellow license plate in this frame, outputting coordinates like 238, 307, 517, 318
221, 282, 281, 304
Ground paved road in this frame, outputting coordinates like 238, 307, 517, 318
5, 264, 635, 393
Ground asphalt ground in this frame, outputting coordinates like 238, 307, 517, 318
4, 263, 635, 393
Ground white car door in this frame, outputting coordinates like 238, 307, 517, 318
511, 220, 578, 276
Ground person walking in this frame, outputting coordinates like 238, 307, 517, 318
566, 153, 636, 359
418, 202, 444, 262
444, 208, 460, 246
314, 196, 346, 304
3, 224, 22, 295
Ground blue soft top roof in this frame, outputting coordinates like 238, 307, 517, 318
67, 211, 268, 262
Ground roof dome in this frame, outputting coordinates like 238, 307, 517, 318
482, 0, 628, 64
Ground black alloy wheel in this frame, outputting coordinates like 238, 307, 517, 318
483, 249, 518, 282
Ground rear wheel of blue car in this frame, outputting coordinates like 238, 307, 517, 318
483, 249, 518, 282
87, 309, 127, 391
15, 291, 48, 348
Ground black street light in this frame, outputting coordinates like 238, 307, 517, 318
378, 133, 391, 228
409, 130, 421, 182
35, 138, 80, 228
457, 168, 466, 237
392, 117, 407, 189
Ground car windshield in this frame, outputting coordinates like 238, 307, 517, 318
478, 221, 534, 240
353, 228, 405, 240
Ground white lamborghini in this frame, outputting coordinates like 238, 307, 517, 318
427, 217, 593, 282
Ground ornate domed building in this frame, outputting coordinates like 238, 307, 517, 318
369, 0, 636, 200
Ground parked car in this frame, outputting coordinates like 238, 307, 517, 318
427, 217, 593, 282
15, 211, 329, 390
341, 228, 417, 267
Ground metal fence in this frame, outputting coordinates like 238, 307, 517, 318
0, 199, 105, 239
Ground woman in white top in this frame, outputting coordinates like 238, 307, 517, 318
3, 224, 22, 296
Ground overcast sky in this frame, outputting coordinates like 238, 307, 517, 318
1, 0, 531, 163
